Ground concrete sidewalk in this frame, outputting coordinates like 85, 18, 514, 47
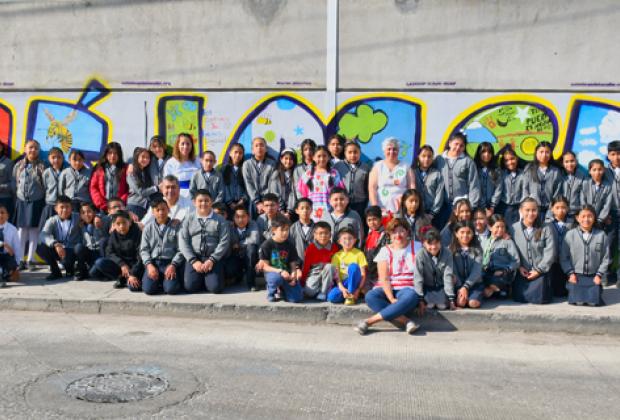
2, 270, 620, 335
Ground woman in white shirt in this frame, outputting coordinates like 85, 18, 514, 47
163, 133, 201, 200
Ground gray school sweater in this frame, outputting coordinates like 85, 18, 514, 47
561, 170, 586, 216
560, 228, 609, 277
580, 179, 613, 223
58, 166, 92, 203
521, 165, 562, 208
414, 167, 444, 217
268, 170, 296, 213
478, 167, 502, 210
139, 218, 184, 266
42, 167, 62, 205
80, 221, 108, 254
126, 171, 158, 209
256, 214, 278, 242
396, 213, 432, 243
39, 213, 82, 248
440, 224, 454, 248
452, 247, 483, 289
319, 209, 364, 245
288, 220, 315, 265
334, 160, 371, 205
229, 220, 261, 251
413, 247, 455, 300
221, 166, 248, 205
480, 236, 520, 272
179, 211, 230, 264
148, 156, 169, 187
189, 169, 223, 203
434, 153, 481, 208
0, 156, 14, 199
510, 222, 556, 273
604, 166, 620, 216
242, 157, 276, 205
494, 170, 525, 207
13, 160, 45, 202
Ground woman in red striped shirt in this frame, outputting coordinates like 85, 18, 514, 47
354, 218, 421, 335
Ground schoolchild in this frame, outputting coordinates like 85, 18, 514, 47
190, 150, 223, 203
126, 147, 158, 219
146, 135, 170, 186
139, 197, 184, 295
320, 187, 363, 245
179, 189, 230, 293
242, 136, 276, 218
227, 206, 261, 291
604, 140, 620, 286
75, 202, 108, 280
59, 149, 91, 212
450, 221, 484, 308
474, 142, 501, 215
256, 193, 281, 242
328, 227, 368, 305
414, 145, 444, 226
0, 142, 15, 219
481, 215, 520, 299
288, 198, 314, 266
560, 205, 609, 306
494, 146, 525, 228
510, 197, 556, 304
413, 226, 455, 310
301, 221, 339, 300
397, 188, 431, 244
0, 204, 22, 286
90, 142, 129, 212
521, 142, 562, 221
268, 148, 297, 219
580, 159, 612, 227
334, 140, 370, 222
440, 197, 473, 247
258, 215, 303, 303
327, 134, 344, 165
221, 143, 249, 216
473, 208, 490, 244
293, 138, 316, 186
547, 196, 571, 297
39, 147, 64, 230
37, 195, 81, 281
363, 206, 389, 291
559, 151, 585, 222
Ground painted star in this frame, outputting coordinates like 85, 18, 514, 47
294, 125, 304, 136
515, 106, 530, 124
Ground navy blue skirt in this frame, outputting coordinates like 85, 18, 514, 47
13, 198, 45, 228
513, 272, 552, 304
567, 275, 604, 306
38, 203, 57, 230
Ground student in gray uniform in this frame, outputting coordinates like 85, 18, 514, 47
474, 142, 502, 214
558, 151, 585, 223
560, 205, 609, 306
473, 208, 490, 244
521, 142, 562, 222
139, 196, 184, 295
494, 146, 525, 228
440, 198, 473, 247
581, 159, 612, 227
256, 193, 281, 242
481, 215, 520, 299
0, 143, 15, 219
546, 196, 571, 298
510, 197, 556, 304
37, 195, 81, 280
59, 149, 91, 212
434, 133, 481, 227
293, 138, 316, 191
288, 198, 314, 266
190, 150, 223, 203
319, 187, 363, 246
127, 147, 158, 219
413, 226, 455, 310
179, 189, 231, 294
397, 189, 432, 244
39, 147, 64, 231
221, 143, 249, 215
604, 140, 620, 286
269, 148, 297, 219
450, 221, 484, 308
242, 137, 276, 219
75, 202, 108, 280
414, 145, 444, 227
335, 140, 370, 223
147, 135, 170, 187
226, 206, 261, 291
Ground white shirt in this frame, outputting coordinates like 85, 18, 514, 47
141, 195, 194, 226
0, 222, 21, 263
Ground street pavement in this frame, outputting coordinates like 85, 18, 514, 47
0, 310, 619, 419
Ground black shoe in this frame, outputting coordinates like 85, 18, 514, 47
74, 272, 89, 281
65, 271, 75, 278
113, 279, 127, 289
46, 272, 63, 281
18, 262, 26, 271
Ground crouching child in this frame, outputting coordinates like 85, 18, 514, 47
0, 205, 21, 286
328, 227, 368, 305
301, 221, 339, 300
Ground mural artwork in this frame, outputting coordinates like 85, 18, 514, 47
0, 100, 13, 156
155, 94, 206, 154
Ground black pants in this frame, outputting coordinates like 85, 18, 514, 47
184, 260, 224, 293
225, 245, 258, 289
0, 253, 17, 280
142, 260, 183, 295
36, 243, 76, 276
75, 243, 99, 276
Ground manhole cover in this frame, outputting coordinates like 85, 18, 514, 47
66, 371, 169, 403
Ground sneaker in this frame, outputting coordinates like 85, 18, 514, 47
344, 297, 356, 306
267, 294, 276, 302
353, 320, 369, 335
113, 279, 126, 289
45, 272, 62, 281
405, 321, 419, 335
316, 293, 327, 301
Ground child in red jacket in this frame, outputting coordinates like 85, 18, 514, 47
89, 142, 129, 212
301, 221, 339, 301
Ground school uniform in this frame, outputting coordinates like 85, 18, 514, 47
89, 164, 129, 212
221, 165, 248, 210
12, 159, 46, 228
434, 153, 481, 227
301, 241, 339, 299
179, 210, 231, 293
0, 155, 14, 218
560, 227, 609, 306
476, 229, 490, 245
288, 220, 314, 266
141, 196, 193, 225
242, 157, 276, 218
478, 167, 501, 211
580, 179, 613, 225
397, 213, 432, 243
39, 167, 62, 230
319, 209, 364, 246
452, 246, 485, 302
561, 170, 586, 221
139, 218, 184, 295
90, 223, 143, 286
604, 165, 620, 283
256, 214, 278, 242
413, 247, 455, 307
268, 170, 296, 217
126, 170, 158, 219
481, 236, 520, 293
494, 169, 525, 228
225, 221, 261, 289
75, 219, 109, 278
510, 222, 556, 304
548, 219, 570, 297
37, 213, 81, 277
189, 169, 223, 203
363, 228, 388, 291
58, 166, 92, 212
293, 162, 313, 191
0, 222, 21, 279
148, 155, 169, 187
335, 160, 371, 220
414, 167, 444, 224
439, 223, 454, 248
521, 165, 562, 219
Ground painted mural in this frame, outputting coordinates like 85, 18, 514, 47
0, 100, 13, 156
24, 79, 111, 161
442, 95, 560, 161
155, 94, 206, 154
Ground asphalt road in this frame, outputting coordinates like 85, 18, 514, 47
1, 310, 619, 419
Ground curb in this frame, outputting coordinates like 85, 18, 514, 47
2, 296, 620, 335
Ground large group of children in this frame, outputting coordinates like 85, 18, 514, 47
1, 131, 618, 335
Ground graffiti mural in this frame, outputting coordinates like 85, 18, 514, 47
0, 99, 14, 157
564, 96, 620, 166
155, 93, 206, 154
24, 79, 111, 161
442, 95, 560, 161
